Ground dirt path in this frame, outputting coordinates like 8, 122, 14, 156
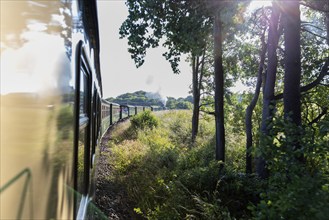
94, 121, 140, 219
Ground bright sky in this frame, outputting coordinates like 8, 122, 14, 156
98, 0, 191, 99
97, 0, 272, 99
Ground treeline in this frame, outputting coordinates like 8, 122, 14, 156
105, 90, 193, 109
120, 0, 328, 172
117, 0, 329, 218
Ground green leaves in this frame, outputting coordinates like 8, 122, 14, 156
120, 0, 213, 73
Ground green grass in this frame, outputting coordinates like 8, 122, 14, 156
105, 110, 329, 219
106, 111, 257, 219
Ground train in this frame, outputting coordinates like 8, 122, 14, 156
0, 1, 160, 219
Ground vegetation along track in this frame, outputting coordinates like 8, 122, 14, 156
95, 119, 141, 220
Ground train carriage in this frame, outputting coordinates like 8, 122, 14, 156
101, 100, 111, 135
0, 1, 102, 219
128, 105, 136, 117
111, 102, 121, 124
120, 105, 129, 119
0, 1, 160, 219
136, 106, 144, 115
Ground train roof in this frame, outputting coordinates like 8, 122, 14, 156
80, 0, 102, 96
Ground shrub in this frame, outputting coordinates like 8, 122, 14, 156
252, 117, 329, 219
108, 110, 259, 219
130, 110, 159, 130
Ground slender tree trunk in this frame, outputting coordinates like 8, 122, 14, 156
245, 32, 266, 174
256, 1, 281, 178
214, 13, 225, 163
282, 0, 301, 125
192, 56, 200, 142
326, 5, 329, 45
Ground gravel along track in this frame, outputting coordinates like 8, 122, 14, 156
94, 121, 141, 220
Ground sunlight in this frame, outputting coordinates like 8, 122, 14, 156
248, 0, 272, 11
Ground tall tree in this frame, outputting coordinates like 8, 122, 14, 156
207, 0, 250, 163
120, 0, 212, 143
256, 1, 282, 178
245, 30, 266, 174
282, 0, 302, 126
191, 48, 207, 142
213, 12, 225, 162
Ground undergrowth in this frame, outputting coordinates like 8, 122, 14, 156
106, 110, 329, 219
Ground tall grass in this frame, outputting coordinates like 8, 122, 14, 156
106, 110, 259, 219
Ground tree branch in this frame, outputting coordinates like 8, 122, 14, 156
301, 22, 325, 31
199, 102, 215, 108
308, 107, 328, 126
302, 27, 329, 41
300, 2, 329, 13
274, 58, 329, 100
200, 109, 216, 116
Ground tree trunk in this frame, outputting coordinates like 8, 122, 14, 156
192, 56, 200, 142
214, 13, 225, 163
282, 0, 301, 126
256, 1, 281, 178
245, 32, 266, 174
326, 6, 329, 45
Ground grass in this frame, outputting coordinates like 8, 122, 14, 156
105, 110, 257, 219
104, 110, 329, 219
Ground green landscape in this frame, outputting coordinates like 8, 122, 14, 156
98, 0, 328, 219
100, 109, 328, 219
105, 90, 193, 110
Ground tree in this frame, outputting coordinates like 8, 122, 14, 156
213, 12, 225, 163
120, 0, 212, 143
245, 30, 267, 174
120, 0, 250, 165
256, 1, 282, 178
282, 0, 302, 125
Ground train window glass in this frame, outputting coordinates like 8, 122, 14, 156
74, 43, 91, 214
79, 70, 87, 117
77, 128, 87, 193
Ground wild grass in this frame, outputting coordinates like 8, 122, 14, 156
105, 110, 329, 219
106, 110, 258, 219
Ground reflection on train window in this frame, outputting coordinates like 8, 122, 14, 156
77, 63, 89, 197
79, 70, 87, 116
77, 127, 87, 194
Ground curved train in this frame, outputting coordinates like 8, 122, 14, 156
0, 1, 159, 219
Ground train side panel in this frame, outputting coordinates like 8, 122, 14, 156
0, 1, 75, 219
0, 1, 102, 219
111, 103, 121, 124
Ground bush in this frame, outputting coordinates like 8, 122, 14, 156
252, 117, 329, 219
130, 110, 159, 130
109, 110, 258, 219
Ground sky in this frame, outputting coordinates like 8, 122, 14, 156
97, 0, 271, 99
98, 0, 192, 99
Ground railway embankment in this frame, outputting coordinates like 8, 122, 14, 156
94, 110, 329, 219
95, 119, 141, 219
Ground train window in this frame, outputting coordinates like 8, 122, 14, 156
74, 41, 91, 216
91, 87, 98, 168
77, 127, 87, 192
79, 70, 88, 117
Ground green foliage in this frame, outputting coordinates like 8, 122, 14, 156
57, 105, 73, 140
107, 109, 329, 219
252, 116, 329, 219
105, 91, 193, 110
105, 90, 164, 107
130, 110, 159, 130
120, 0, 250, 73
166, 97, 193, 110
108, 111, 261, 219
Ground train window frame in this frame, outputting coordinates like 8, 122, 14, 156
73, 41, 92, 203
91, 85, 98, 168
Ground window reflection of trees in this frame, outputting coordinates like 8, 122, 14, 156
77, 128, 86, 196
0, 1, 72, 57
